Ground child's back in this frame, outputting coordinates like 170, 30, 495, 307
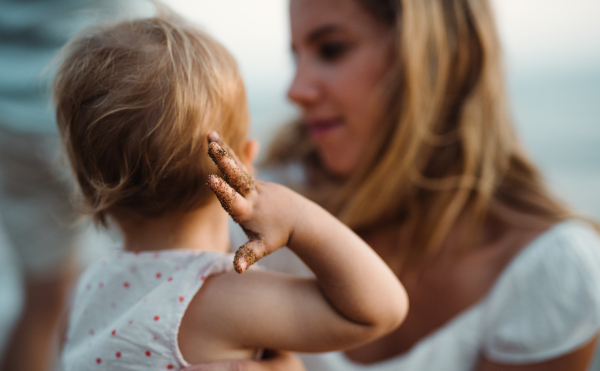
56, 9, 408, 371
64, 250, 237, 369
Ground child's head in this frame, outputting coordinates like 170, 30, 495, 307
54, 11, 249, 225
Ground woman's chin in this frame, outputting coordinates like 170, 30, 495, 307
319, 151, 356, 178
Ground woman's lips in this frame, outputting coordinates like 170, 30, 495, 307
306, 119, 343, 140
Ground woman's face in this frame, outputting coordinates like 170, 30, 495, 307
288, 0, 393, 176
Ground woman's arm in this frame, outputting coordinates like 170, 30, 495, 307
477, 335, 599, 371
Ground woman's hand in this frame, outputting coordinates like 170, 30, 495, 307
182, 350, 306, 371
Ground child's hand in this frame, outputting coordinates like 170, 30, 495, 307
207, 132, 297, 274
199, 132, 408, 354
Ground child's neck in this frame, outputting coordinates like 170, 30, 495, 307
114, 200, 230, 254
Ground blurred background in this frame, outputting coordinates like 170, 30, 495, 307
0, 0, 598, 369
161, 0, 600, 221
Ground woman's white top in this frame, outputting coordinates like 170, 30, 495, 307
282, 220, 600, 370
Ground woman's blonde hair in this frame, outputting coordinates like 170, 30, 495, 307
54, 11, 249, 225
268, 0, 571, 264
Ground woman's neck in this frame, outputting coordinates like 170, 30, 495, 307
113, 200, 231, 254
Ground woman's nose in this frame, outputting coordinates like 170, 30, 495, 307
287, 61, 320, 107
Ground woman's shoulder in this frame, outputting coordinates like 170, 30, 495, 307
492, 220, 600, 289
482, 219, 600, 363
495, 220, 600, 279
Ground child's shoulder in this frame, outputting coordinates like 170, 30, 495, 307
73, 249, 235, 307
76, 249, 234, 291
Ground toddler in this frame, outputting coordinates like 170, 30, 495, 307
55, 10, 408, 371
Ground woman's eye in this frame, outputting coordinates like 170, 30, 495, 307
318, 42, 350, 61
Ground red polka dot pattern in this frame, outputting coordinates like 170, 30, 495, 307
68, 250, 231, 369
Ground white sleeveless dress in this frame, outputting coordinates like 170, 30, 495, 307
292, 221, 600, 370
62, 250, 235, 371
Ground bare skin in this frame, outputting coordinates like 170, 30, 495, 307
109, 133, 407, 365
129, 132, 408, 364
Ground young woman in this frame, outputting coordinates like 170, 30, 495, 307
189, 0, 600, 370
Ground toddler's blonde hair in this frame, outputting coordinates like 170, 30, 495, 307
54, 11, 249, 225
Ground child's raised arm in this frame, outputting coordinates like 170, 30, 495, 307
177, 133, 408, 363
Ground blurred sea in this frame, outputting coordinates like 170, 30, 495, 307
509, 67, 600, 221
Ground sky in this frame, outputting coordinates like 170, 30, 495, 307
492, 0, 600, 73
162, 0, 600, 78
164, 0, 291, 87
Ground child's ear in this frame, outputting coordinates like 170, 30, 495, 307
243, 139, 260, 165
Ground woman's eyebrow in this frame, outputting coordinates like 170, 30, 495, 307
291, 24, 344, 53
307, 24, 343, 43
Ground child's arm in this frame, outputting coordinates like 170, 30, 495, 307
178, 135, 408, 361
